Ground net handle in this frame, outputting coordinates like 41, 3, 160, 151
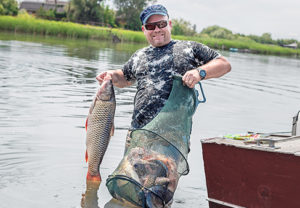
172, 75, 206, 107
195, 81, 206, 104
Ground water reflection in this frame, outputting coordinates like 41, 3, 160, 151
0, 32, 146, 61
81, 181, 139, 208
81, 182, 100, 208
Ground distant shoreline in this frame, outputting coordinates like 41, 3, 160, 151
0, 15, 299, 58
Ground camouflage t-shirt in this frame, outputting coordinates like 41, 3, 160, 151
122, 40, 221, 129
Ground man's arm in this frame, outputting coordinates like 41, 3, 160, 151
182, 56, 231, 88
96, 69, 133, 88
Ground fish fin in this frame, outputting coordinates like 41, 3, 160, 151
86, 171, 101, 184
85, 118, 88, 131
110, 123, 114, 137
85, 150, 88, 163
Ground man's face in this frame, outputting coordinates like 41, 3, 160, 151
142, 14, 172, 47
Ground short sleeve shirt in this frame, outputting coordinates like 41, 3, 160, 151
122, 40, 221, 129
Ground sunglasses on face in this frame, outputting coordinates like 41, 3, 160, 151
144, 20, 168, 30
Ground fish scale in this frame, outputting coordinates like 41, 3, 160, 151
87, 102, 114, 174
85, 80, 116, 181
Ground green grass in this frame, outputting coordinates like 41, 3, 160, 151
1, 14, 299, 57
0, 14, 144, 42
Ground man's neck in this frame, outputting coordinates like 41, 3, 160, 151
151, 40, 173, 48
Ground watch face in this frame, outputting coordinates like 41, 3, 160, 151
200, 70, 206, 79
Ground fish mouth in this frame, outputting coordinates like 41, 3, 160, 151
97, 80, 114, 101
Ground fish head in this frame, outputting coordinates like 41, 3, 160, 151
97, 79, 115, 101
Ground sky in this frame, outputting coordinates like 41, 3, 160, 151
24, 0, 299, 41
155, 0, 300, 41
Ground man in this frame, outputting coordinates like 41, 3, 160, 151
97, 4, 231, 131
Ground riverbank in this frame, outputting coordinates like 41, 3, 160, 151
1, 14, 299, 57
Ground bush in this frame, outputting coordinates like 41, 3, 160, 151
36, 7, 56, 20
0, 0, 18, 15
172, 18, 196, 36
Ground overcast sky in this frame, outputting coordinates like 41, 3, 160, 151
155, 0, 300, 41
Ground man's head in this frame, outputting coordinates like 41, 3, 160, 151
140, 5, 172, 47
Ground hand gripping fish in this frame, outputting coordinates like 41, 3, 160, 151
85, 79, 116, 183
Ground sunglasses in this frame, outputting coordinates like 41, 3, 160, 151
144, 20, 168, 30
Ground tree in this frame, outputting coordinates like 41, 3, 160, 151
67, 0, 115, 26
261, 33, 273, 44
248, 33, 274, 44
67, 0, 104, 23
102, 4, 116, 27
200, 25, 234, 39
0, 0, 18, 16
36, 7, 56, 20
114, 0, 156, 31
172, 18, 196, 36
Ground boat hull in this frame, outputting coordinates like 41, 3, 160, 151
202, 138, 300, 208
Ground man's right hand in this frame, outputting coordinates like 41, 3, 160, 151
96, 70, 132, 88
96, 71, 113, 85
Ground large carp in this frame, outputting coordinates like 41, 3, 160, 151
85, 79, 116, 183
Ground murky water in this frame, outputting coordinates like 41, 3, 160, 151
0, 33, 300, 208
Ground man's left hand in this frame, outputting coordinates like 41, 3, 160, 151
182, 69, 201, 88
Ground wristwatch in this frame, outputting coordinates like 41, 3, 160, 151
198, 68, 206, 80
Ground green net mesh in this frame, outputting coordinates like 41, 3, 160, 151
106, 76, 205, 208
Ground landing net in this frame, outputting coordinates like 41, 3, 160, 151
106, 76, 205, 207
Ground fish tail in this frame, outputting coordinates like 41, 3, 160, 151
86, 171, 101, 183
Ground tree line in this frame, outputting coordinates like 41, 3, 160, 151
198, 25, 299, 48
1, 0, 299, 48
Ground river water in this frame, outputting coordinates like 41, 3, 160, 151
0, 33, 299, 208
